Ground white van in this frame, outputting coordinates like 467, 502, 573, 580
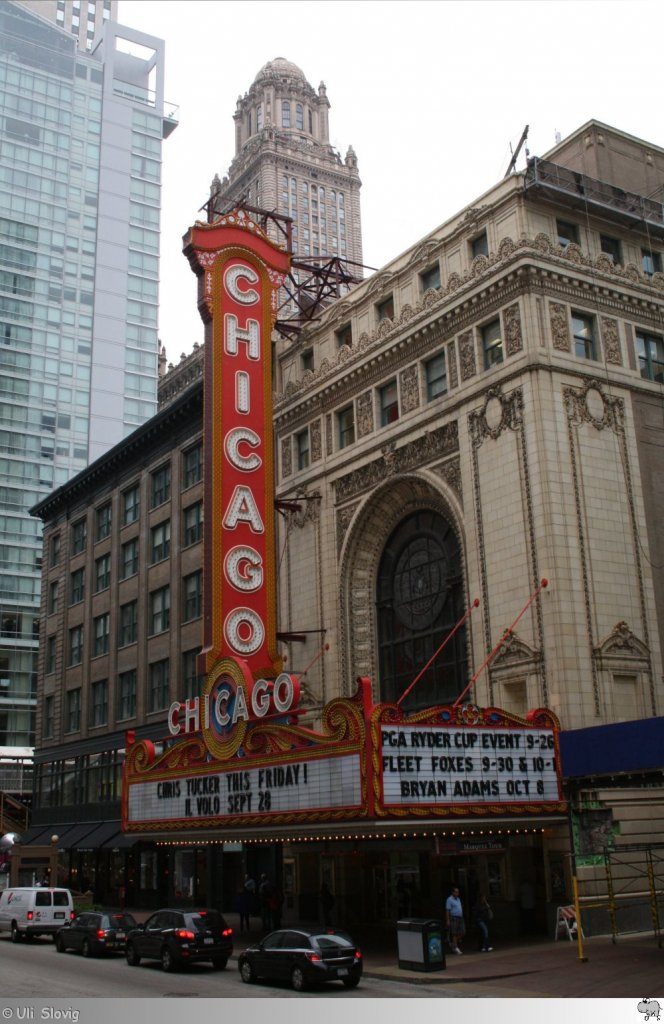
0, 887, 74, 942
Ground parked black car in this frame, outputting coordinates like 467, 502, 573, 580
125, 908, 233, 972
238, 927, 362, 991
55, 910, 137, 957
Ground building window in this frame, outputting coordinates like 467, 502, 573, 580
183, 443, 202, 488
150, 520, 171, 563
66, 688, 81, 732
337, 405, 355, 449
301, 348, 314, 372
118, 669, 136, 720
43, 695, 54, 739
425, 352, 447, 400
557, 219, 579, 248
376, 295, 394, 322
471, 232, 489, 259
90, 680, 108, 727
95, 503, 111, 541
420, 264, 441, 292
183, 571, 203, 622
379, 380, 399, 426
377, 510, 467, 710
50, 534, 60, 567
68, 626, 83, 667
335, 323, 352, 348
49, 581, 59, 615
71, 518, 87, 554
70, 567, 85, 605
149, 659, 169, 712
642, 249, 663, 276
571, 312, 597, 360
151, 463, 170, 508
46, 635, 56, 674
183, 501, 203, 547
150, 586, 170, 635
636, 330, 664, 383
256, 104, 263, 131
95, 553, 111, 593
93, 613, 109, 657
282, 101, 291, 128
600, 234, 622, 264
296, 103, 304, 130
122, 484, 140, 525
296, 429, 310, 470
118, 600, 138, 647
482, 318, 503, 369
120, 538, 139, 580
182, 649, 203, 701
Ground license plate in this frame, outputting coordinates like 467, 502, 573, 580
54, 913, 65, 919
338, 968, 348, 976
204, 937, 214, 945
116, 932, 125, 940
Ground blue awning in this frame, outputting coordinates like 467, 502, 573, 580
560, 717, 664, 779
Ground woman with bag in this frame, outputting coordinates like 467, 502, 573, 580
473, 893, 494, 952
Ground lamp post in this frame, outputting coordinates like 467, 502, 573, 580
50, 835, 59, 887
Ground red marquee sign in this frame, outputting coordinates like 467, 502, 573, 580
183, 211, 290, 681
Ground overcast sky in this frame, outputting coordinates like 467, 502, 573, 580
119, 0, 663, 365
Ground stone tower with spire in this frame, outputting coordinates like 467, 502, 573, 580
210, 57, 363, 271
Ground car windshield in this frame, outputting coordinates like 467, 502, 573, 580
312, 932, 355, 950
186, 911, 222, 932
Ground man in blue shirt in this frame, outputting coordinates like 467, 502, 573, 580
445, 885, 465, 954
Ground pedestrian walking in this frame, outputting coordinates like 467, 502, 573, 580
445, 885, 465, 954
320, 881, 335, 925
259, 873, 274, 930
473, 893, 494, 951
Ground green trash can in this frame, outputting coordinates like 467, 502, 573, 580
397, 917, 446, 971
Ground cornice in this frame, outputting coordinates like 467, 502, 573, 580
275, 233, 664, 420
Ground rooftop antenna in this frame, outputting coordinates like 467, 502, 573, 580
504, 124, 529, 177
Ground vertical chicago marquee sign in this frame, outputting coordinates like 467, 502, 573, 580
180, 210, 295, 760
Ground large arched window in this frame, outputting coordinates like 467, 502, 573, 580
377, 510, 467, 710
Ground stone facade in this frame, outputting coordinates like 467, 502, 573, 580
210, 57, 362, 271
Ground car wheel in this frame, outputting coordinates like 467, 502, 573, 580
125, 942, 141, 967
161, 946, 176, 973
239, 959, 256, 984
291, 965, 307, 992
342, 977, 360, 989
212, 956, 228, 970
82, 939, 91, 958
56, 936, 67, 953
11, 924, 22, 943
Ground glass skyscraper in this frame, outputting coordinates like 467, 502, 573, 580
0, 1, 175, 749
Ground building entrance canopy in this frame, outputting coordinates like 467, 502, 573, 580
123, 674, 565, 840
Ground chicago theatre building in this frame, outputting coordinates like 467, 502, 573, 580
17, 113, 664, 938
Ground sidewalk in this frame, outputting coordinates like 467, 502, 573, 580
129, 909, 663, 998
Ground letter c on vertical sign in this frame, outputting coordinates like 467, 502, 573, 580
224, 264, 259, 306
225, 427, 262, 472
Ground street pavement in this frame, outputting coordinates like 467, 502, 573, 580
130, 908, 663, 998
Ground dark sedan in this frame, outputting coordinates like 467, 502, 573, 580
55, 910, 137, 957
125, 908, 233, 972
238, 927, 362, 991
